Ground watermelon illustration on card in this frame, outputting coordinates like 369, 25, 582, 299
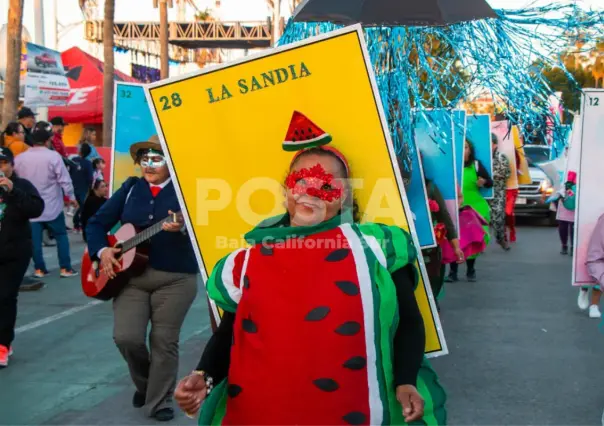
282, 111, 333, 152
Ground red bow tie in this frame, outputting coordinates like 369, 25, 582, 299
150, 186, 162, 197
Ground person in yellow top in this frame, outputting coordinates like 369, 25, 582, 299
2, 122, 29, 157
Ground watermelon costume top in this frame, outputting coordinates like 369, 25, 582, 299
196, 210, 447, 425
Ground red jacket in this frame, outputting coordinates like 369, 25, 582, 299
51, 133, 68, 158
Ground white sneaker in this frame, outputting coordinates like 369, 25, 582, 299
578, 289, 589, 310
589, 305, 601, 318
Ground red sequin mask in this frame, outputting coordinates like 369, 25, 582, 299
285, 164, 344, 202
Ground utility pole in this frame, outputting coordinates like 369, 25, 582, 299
273, 0, 281, 45
154, 0, 173, 79
33, 0, 48, 120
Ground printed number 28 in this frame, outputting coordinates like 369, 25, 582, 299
589, 97, 600, 107
160, 93, 183, 111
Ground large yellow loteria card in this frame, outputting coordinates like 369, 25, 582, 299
145, 25, 447, 356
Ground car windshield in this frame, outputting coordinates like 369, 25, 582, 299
524, 146, 550, 166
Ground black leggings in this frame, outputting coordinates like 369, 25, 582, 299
558, 220, 574, 247
0, 253, 31, 347
450, 258, 476, 275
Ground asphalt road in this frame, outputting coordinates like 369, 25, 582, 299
1, 224, 602, 425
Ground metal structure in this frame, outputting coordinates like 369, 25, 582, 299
84, 19, 273, 50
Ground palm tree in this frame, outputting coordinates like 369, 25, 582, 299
1, 0, 25, 129
102, 0, 115, 147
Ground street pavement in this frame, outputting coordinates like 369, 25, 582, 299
1, 224, 603, 425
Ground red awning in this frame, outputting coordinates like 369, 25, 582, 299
48, 47, 138, 124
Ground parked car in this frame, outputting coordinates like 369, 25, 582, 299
514, 145, 556, 224
34, 53, 57, 68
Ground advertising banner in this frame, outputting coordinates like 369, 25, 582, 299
145, 26, 447, 356
23, 42, 69, 107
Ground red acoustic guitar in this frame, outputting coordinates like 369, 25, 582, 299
81, 212, 183, 300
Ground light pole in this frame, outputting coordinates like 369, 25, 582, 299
154, 0, 173, 79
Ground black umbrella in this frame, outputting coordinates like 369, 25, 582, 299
292, 0, 498, 27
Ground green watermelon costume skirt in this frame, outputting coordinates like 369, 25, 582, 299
199, 213, 447, 425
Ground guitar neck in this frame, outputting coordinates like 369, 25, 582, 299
120, 215, 175, 253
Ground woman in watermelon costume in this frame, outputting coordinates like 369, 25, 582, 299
447, 140, 492, 282
174, 112, 447, 425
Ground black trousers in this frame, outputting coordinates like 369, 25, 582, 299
0, 253, 32, 347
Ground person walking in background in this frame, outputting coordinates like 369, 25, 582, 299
14, 122, 79, 279
49, 117, 69, 159
1, 122, 29, 157
17, 107, 36, 147
488, 133, 512, 250
448, 140, 493, 282
92, 158, 107, 183
0, 147, 45, 368
78, 127, 101, 161
86, 136, 197, 421
506, 148, 522, 243
581, 212, 604, 319
80, 179, 108, 242
423, 178, 464, 306
68, 144, 94, 232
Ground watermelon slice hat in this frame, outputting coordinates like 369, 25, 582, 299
282, 111, 332, 152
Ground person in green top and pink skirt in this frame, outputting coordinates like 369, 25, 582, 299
447, 140, 493, 282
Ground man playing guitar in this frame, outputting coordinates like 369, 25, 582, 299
85, 135, 198, 421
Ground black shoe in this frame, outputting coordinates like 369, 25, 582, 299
467, 270, 477, 282
444, 273, 458, 283
132, 391, 145, 408
561, 246, 569, 255
153, 408, 174, 422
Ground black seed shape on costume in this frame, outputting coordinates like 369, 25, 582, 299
304, 306, 330, 321
243, 275, 250, 289
260, 245, 274, 256
325, 248, 350, 262
313, 378, 339, 392
242, 318, 257, 333
343, 356, 367, 370
343, 412, 367, 425
227, 384, 242, 398
335, 280, 359, 296
335, 321, 361, 336
293, 137, 297, 142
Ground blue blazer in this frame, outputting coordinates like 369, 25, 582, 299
86, 177, 198, 274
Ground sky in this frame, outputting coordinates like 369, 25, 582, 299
0, 0, 602, 76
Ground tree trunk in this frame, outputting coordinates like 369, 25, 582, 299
159, 0, 169, 79
102, 0, 115, 147
1, 0, 25, 130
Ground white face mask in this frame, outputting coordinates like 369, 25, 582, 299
140, 150, 166, 169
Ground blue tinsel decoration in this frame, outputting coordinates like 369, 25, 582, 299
279, 4, 603, 173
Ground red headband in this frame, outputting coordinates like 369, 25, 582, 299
290, 146, 350, 176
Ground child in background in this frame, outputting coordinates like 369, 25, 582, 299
68, 144, 94, 232
92, 158, 106, 184
80, 179, 108, 242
